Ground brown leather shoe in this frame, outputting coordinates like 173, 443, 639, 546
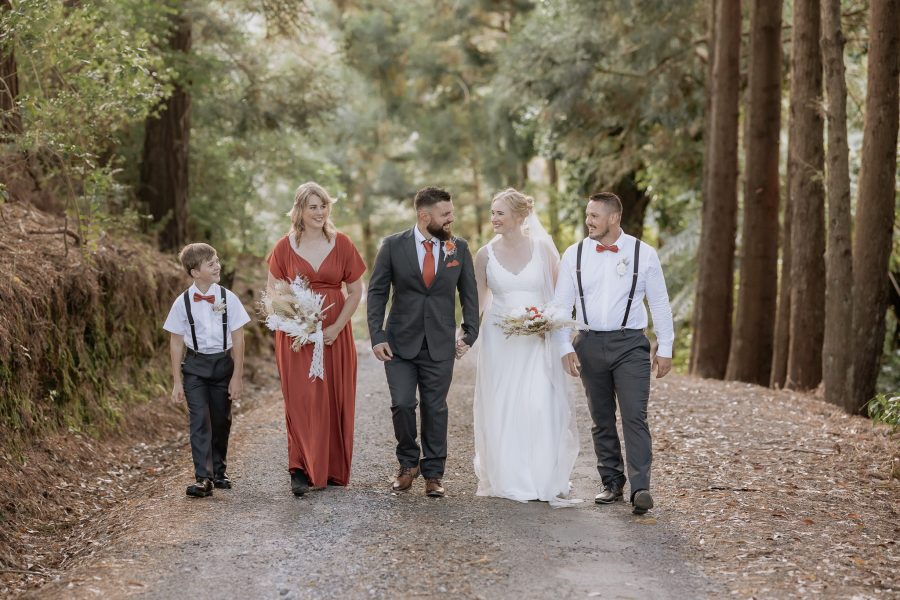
391, 465, 420, 492
425, 478, 445, 498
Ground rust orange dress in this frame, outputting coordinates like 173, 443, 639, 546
267, 232, 366, 487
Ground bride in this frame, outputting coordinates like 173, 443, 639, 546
472, 188, 579, 506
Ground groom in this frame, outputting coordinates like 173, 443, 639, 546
555, 192, 674, 515
367, 187, 479, 498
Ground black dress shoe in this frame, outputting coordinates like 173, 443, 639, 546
186, 478, 213, 498
213, 474, 232, 489
291, 470, 310, 496
594, 482, 624, 504
632, 489, 654, 515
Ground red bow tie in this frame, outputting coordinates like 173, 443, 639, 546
193, 292, 216, 304
596, 243, 619, 253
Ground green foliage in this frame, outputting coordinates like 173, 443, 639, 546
2, 0, 171, 242
865, 394, 900, 428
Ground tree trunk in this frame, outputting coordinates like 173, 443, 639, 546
691, 0, 741, 379
547, 157, 561, 242
614, 171, 649, 240
851, 0, 900, 413
470, 157, 483, 243
820, 0, 854, 410
361, 203, 375, 270
786, 0, 825, 391
727, 0, 783, 385
0, 0, 21, 138
771, 143, 792, 388
691, 0, 719, 374
140, 11, 192, 252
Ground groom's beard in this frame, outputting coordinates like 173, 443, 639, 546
427, 222, 452, 241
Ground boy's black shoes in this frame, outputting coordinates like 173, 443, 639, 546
291, 470, 310, 496
213, 474, 232, 489
186, 478, 213, 498
632, 489, 654, 515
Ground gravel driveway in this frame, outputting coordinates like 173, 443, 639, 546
26, 347, 715, 599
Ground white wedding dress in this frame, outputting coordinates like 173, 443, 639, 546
473, 238, 579, 506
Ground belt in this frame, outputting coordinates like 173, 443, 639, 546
185, 348, 232, 359
582, 328, 644, 335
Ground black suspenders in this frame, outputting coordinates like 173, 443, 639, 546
183, 291, 199, 351
182, 287, 229, 353
576, 241, 589, 326
575, 238, 641, 329
220, 286, 228, 351
621, 238, 640, 329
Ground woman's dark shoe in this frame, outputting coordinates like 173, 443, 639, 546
213, 474, 232, 489
291, 470, 310, 496
186, 478, 213, 498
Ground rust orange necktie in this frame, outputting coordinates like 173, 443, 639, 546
422, 240, 435, 287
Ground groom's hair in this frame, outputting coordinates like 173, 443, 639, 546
414, 187, 451, 210
589, 191, 623, 214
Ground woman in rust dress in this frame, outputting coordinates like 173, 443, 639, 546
266, 182, 366, 496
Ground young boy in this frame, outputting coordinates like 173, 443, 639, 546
163, 243, 251, 498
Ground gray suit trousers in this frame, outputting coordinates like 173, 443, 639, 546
384, 340, 454, 479
574, 329, 652, 496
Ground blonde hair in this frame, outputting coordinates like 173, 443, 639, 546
491, 188, 534, 219
289, 182, 337, 243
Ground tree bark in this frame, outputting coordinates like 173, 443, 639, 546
785, 0, 825, 391
614, 171, 649, 240
820, 0, 854, 410
691, 0, 741, 379
140, 11, 192, 252
851, 0, 900, 413
771, 143, 792, 388
547, 157, 560, 242
691, 0, 719, 374
0, 0, 21, 138
727, 0, 783, 385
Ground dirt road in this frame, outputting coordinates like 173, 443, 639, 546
26, 347, 714, 599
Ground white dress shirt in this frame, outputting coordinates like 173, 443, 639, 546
163, 283, 251, 353
413, 225, 440, 278
553, 231, 675, 358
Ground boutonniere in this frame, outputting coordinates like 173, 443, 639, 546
212, 300, 227, 314
616, 256, 631, 277
443, 239, 458, 261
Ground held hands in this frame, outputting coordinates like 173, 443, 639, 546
455, 338, 470, 359
373, 342, 394, 362
562, 352, 581, 378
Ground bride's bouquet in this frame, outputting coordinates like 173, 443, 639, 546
258, 276, 333, 379
496, 304, 586, 338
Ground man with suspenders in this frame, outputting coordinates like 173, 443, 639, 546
554, 192, 675, 515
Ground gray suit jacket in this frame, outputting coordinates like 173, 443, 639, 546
367, 229, 479, 361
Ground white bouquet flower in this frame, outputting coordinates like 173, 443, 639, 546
258, 276, 333, 379
497, 303, 587, 338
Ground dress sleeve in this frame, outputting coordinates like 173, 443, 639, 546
340, 233, 367, 284
267, 237, 288, 280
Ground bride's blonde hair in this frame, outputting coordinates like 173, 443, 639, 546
492, 188, 534, 220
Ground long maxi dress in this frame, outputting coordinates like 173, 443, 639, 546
267, 232, 366, 487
